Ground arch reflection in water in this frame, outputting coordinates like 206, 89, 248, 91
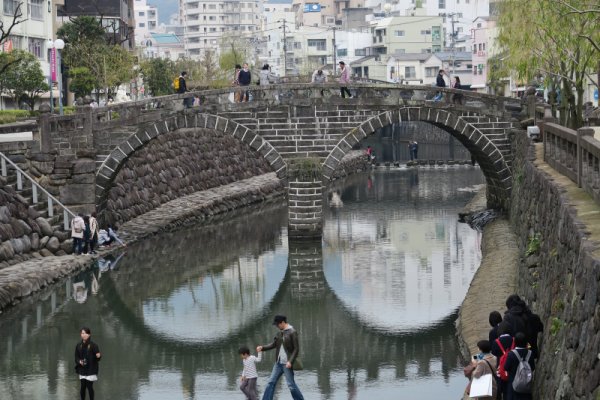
107, 204, 289, 344
323, 169, 484, 333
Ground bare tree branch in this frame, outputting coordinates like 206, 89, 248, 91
0, 1, 27, 44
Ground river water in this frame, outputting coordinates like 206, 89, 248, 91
0, 167, 484, 400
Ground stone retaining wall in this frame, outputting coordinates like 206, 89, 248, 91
330, 150, 370, 180
101, 127, 274, 226
0, 179, 72, 269
509, 130, 600, 399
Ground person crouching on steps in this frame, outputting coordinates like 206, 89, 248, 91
239, 346, 262, 400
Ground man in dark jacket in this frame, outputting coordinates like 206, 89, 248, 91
178, 71, 192, 108
434, 69, 446, 101
257, 315, 304, 400
238, 63, 252, 102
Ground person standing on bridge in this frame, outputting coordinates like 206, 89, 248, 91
338, 61, 352, 99
238, 63, 252, 102
257, 315, 305, 400
177, 72, 192, 109
433, 69, 447, 102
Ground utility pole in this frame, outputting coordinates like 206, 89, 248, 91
332, 27, 337, 77
279, 19, 288, 77
449, 13, 457, 76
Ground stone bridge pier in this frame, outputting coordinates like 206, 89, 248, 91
288, 238, 325, 300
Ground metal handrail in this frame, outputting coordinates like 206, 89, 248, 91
0, 151, 76, 230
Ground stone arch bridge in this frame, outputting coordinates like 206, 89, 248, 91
36, 84, 522, 237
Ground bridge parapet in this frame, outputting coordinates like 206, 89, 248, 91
543, 123, 600, 203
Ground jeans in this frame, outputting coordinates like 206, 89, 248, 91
340, 87, 352, 98
73, 237, 83, 254
262, 363, 304, 400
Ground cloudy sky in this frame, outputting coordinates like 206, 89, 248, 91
152, 0, 178, 24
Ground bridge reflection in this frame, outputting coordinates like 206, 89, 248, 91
0, 181, 474, 398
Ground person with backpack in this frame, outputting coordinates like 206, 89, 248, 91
175, 71, 192, 108
71, 214, 85, 255
488, 310, 503, 343
492, 321, 515, 400
504, 332, 535, 400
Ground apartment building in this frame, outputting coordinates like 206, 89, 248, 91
179, 0, 263, 59
435, 51, 472, 86
262, 0, 295, 76
470, 16, 498, 92
365, 0, 490, 49
351, 53, 442, 83
369, 13, 444, 56
57, 0, 136, 49
134, 0, 159, 41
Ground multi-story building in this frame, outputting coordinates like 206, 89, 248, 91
470, 16, 498, 92
369, 13, 444, 56
0, 0, 58, 108
57, 0, 136, 49
141, 33, 185, 60
365, 0, 490, 49
179, 0, 263, 59
351, 53, 443, 83
133, 0, 159, 41
262, 0, 296, 76
435, 51, 473, 86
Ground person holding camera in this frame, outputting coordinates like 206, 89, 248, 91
75, 327, 102, 400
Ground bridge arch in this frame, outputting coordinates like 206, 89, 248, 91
321, 107, 513, 209
94, 112, 287, 223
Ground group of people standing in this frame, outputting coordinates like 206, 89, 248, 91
70, 213, 126, 255
433, 69, 463, 104
466, 294, 543, 400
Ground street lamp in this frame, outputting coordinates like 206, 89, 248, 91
48, 39, 65, 115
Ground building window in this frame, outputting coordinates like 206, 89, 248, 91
3, 0, 19, 15
483, 43, 486, 50
355, 48, 366, 56
208, 4, 216, 9
307, 39, 326, 51
28, 37, 43, 59
473, 44, 477, 53
420, 29, 431, 35
210, 27, 216, 32
473, 66, 477, 74
425, 67, 437, 77
294, 41, 301, 49
28, 0, 43, 20
139, 11, 145, 16
138, 23, 145, 27
394, 30, 405, 37
337, 48, 347, 57
405, 66, 416, 79
209, 16, 215, 20
438, 0, 445, 8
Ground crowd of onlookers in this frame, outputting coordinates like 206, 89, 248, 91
465, 294, 543, 400
70, 212, 126, 255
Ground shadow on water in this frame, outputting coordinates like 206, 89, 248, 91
0, 168, 484, 400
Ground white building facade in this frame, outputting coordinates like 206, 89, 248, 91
179, 0, 263, 59
133, 0, 159, 41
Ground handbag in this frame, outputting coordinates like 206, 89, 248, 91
469, 373, 493, 398
292, 357, 303, 371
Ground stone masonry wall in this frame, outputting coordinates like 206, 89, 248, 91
0, 178, 72, 269
509, 129, 600, 399
102, 127, 274, 225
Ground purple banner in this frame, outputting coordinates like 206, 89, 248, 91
50, 48, 57, 82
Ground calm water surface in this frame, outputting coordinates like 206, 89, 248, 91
0, 167, 484, 400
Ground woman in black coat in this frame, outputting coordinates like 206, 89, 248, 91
75, 327, 102, 400
504, 332, 535, 400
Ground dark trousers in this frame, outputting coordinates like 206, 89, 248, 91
84, 233, 97, 254
73, 237, 83, 254
183, 96, 193, 108
240, 377, 258, 400
340, 87, 352, 98
80, 379, 94, 400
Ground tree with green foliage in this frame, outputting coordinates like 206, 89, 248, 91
69, 67, 96, 99
497, 0, 599, 128
57, 16, 135, 100
140, 58, 174, 96
0, 50, 49, 110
